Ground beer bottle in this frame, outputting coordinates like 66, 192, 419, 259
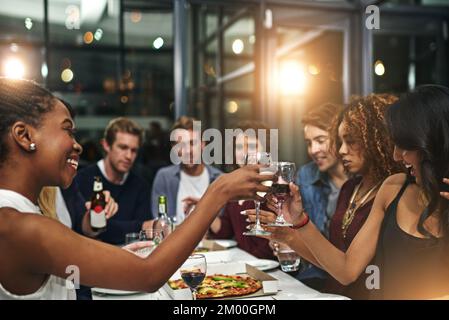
157, 195, 172, 236
90, 176, 107, 231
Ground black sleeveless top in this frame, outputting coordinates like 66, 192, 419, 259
372, 176, 449, 299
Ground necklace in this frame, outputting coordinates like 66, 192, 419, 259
341, 181, 382, 238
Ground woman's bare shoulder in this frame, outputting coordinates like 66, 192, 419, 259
382, 173, 408, 187
377, 173, 408, 208
0, 207, 21, 235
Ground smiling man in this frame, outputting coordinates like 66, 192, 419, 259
295, 102, 347, 290
75, 117, 153, 245
151, 116, 222, 224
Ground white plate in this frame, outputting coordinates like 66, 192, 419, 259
92, 287, 141, 296
214, 239, 237, 248
242, 259, 279, 271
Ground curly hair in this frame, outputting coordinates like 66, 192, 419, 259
331, 93, 404, 183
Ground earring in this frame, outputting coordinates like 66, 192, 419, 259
30, 143, 36, 151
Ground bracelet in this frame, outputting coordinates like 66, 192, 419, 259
291, 212, 310, 230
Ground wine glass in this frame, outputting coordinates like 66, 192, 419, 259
268, 161, 296, 227
180, 254, 207, 300
139, 228, 164, 245
133, 228, 164, 256
243, 152, 276, 236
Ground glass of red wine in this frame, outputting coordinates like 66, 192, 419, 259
268, 161, 296, 227
180, 254, 207, 300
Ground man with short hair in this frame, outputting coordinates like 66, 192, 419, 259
295, 103, 347, 289
75, 117, 153, 245
151, 116, 222, 223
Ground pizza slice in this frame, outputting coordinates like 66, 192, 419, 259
168, 274, 262, 299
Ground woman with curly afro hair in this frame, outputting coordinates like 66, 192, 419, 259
323, 94, 405, 298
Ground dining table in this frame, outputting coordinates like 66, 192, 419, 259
92, 245, 349, 300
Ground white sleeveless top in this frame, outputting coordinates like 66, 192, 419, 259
0, 189, 76, 300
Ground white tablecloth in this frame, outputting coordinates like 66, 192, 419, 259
93, 247, 349, 300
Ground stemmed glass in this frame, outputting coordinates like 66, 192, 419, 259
140, 228, 164, 245
243, 152, 277, 236
268, 161, 296, 227
180, 254, 207, 300
136, 228, 164, 256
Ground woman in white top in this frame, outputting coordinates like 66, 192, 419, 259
0, 78, 272, 299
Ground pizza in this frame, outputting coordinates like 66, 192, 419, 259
168, 274, 262, 299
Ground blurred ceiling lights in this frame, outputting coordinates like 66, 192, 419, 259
24, 17, 33, 30
4, 58, 25, 79
130, 11, 142, 23
83, 31, 94, 44
94, 28, 103, 41
121, 95, 129, 104
374, 60, 385, 76
41, 63, 48, 78
227, 101, 239, 114
61, 68, 74, 83
153, 37, 164, 49
279, 60, 307, 96
232, 39, 244, 55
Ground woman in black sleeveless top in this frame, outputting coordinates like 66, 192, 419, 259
373, 175, 449, 299
261, 85, 449, 299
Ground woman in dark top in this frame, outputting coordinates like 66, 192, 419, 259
373, 175, 449, 299
255, 85, 449, 299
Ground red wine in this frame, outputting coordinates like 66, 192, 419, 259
272, 183, 290, 201
181, 271, 205, 289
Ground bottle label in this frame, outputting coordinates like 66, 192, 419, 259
93, 181, 103, 192
159, 204, 166, 214
90, 208, 106, 228
93, 205, 104, 214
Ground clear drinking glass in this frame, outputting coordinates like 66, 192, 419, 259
180, 254, 207, 300
243, 152, 276, 236
125, 232, 140, 245
277, 245, 301, 272
268, 161, 296, 227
